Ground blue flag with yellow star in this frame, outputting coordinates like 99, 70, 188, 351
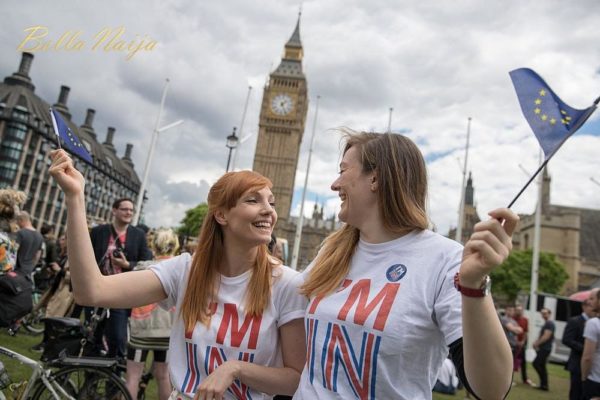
509, 68, 596, 160
49, 108, 92, 163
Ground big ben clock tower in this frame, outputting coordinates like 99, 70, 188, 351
253, 16, 308, 222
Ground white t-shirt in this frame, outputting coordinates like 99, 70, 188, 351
151, 253, 307, 399
583, 317, 600, 382
293, 229, 464, 400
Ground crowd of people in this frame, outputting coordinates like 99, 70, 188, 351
1, 129, 594, 399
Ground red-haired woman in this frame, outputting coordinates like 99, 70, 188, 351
295, 131, 519, 400
49, 149, 307, 400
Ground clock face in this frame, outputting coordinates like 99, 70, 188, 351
271, 93, 293, 116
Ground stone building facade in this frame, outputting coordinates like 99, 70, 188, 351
452, 168, 600, 294
0, 52, 143, 235
512, 170, 600, 294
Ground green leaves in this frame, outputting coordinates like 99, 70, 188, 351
178, 203, 208, 238
490, 249, 569, 302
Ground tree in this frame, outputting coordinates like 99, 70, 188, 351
490, 249, 569, 303
178, 203, 209, 238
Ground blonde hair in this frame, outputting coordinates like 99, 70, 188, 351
301, 130, 429, 298
180, 170, 275, 332
152, 228, 180, 257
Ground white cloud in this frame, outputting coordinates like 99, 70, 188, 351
2, 0, 599, 235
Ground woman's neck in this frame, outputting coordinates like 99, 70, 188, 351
220, 238, 258, 277
357, 216, 409, 244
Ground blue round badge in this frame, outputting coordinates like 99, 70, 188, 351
386, 264, 407, 282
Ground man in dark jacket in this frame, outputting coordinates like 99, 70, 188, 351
89, 198, 152, 359
563, 289, 598, 400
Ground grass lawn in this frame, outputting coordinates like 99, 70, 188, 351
0, 328, 158, 398
433, 362, 569, 400
2, 327, 570, 399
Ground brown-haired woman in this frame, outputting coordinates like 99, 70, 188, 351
49, 149, 307, 400
295, 131, 518, 400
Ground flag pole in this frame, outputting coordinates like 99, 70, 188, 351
230, 85, 252, 171
291, 95, 320, 270
133, 78, 170, 226
508, 96, 599, 209
49, 108, 63, 150
387, 107, 393, 132
528, 150, 544, 317
455, 117, 471, 243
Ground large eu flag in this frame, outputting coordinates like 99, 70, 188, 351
509, 68, 596, 160
49, 108, 93, 163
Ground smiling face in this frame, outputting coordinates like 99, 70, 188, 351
331, 146, 377, 228
112, 200, 134, 226
219, 186, 277, 247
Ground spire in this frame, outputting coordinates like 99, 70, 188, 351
542, 167, 551, 212
286, 12, 302, 49
272, 15, 304, 78
465, 171, 474, 206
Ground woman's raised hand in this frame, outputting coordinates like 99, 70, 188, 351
48, 149, 85, 197
460, 208, 519, 288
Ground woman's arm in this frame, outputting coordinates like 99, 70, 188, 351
49, 149, 166, 308
582, 338, 597, 381
460, 208, 519, 400
195, 318, 306, 399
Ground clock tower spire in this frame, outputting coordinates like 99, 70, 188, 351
253, 15, 308, 222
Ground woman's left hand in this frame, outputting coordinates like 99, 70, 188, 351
195, 361, 241, 400
460, 208, 519, 288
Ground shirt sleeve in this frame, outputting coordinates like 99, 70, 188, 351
150, 253, 191, 310
433, 245, 464, 346
273, 266, 308, 327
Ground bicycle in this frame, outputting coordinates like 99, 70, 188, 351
1, 309, 133, 399
0, 345, 131, 399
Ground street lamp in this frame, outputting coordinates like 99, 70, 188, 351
225, 127, 238, 172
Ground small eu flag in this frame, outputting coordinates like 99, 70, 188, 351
49, 108, 93, 163
509, 68, 596, 160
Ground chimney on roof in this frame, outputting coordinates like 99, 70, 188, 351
3, 52, 35, 91
122, 143, 135, 168
103, 127, 116, 153
57, 85, 70, 105
105, 127, 115, 144
17, 53, 34, 77
124, 143, 133, 159
83, 109, 95, 127
52, 85, 72, 119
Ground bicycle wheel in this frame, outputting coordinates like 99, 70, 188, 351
30, 366, 132, 400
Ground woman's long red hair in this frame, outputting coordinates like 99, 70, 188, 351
180, 171, 276, 333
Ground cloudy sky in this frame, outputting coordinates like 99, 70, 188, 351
2, 1, 599, 235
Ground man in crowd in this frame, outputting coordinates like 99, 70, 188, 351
501, 305, 523, 357
89, 198, 152, 359
15, 211, 43, 277
514, 304, 534, 386
564, 289, 599, 400
533, 307, 556, 391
